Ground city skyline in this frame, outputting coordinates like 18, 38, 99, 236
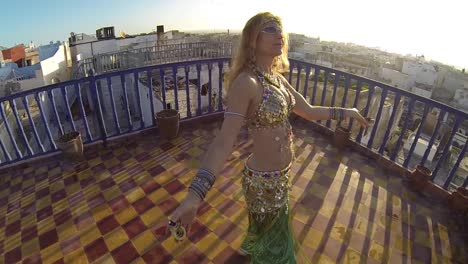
1, 0, 466, 69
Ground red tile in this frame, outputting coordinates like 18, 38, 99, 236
51, 258, 65, 264
176, 246, 208, 264
119, 179, 137, 193
212, 246, 249, 264
51, 189, 67, 203
111, 241, 139, 264
157, 197, 179, 215
39, 229, 58, 249
74, 211, 93, 230
141, 244, 173, 263
36, 206, 53, 222
215, 199, 242, 218
5, 220, 21, 236
97, 215, 120, 236
20, 203, 36, 218
140, 180, 160, 194
21, 225, 38, 243
5, 246, 22, 263
148, 165, 166, 177
63, 174, 78, 185
122, 217, 146, 239
22, 253, 42, 264
60, 235, 81, 255
213, 220, 242, 244
84, 238, 108, 262
98, 178, 115, 190
7, 200, 20, 213
164, 180, 185, 195
109, 195, 130, 213
187, 220, 210, 244
133, 197, 155, 214
88, 193, 106, 209
54, 209, 72, 227
35, 187, 50, 199
196, 201, 212, 216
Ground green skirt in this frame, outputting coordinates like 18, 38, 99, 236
240, 161, 306, 264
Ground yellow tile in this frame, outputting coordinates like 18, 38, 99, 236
317, 254, 336, 264
40, 243, 62, 263
88, 157, 102, 167
195, 232, 228, 259
394, 235, 411, 253
57, 221, 78, 240
141, 207, 165, 227
292, 205, 312, 225
21, 238, 39, 258
148, 188, 170, 204
131, 258, 146, 264
198, 208, 227, 232
153, 171, 173, 186
50, 181, 65, 193
103, 186, 121, 201
37, 217, 56, 235
319, 202, 336, 218
126, 188, 145, 203
64, 248, 88, 264
104, 227, 129, 251
173, 190, 187, 203
104, 158, 120, 168
71, 201, 89, 218
330, 222, 348, 242
161, 234, 192, 258
92, 204, 113, 222
36, 196, 52, 210
66, 183, 81, 195
21, 193, 35, 206
79, 224, 101, 246
303, 228, 323, 249
132, 230, 156, 254
6, 209, 20, 224
78, 169, 93, 180
114, 206, 138, 225
368, 241, 385, 262
83, 184, 100, 198
114, 171, 131, 184
342, 248, 365, 264
205, 190, 227, 208
53, 199, 69, 213
134, 172, 151, 185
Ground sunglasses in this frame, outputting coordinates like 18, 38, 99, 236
261, 26, 283, 35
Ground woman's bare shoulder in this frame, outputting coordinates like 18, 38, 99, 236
229, 71, 259, 98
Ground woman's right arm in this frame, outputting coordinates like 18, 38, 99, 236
168, 73, 257, 230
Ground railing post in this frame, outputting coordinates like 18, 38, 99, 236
88, 70, 108, 146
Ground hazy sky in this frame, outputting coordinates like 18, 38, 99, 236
1, 0, 466, 69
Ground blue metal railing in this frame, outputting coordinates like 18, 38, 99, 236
0, 58, 230, 167
288, 59, 468, 191
1, 58, 467, 191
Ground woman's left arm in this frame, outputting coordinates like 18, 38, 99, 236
279, 74, 369, 128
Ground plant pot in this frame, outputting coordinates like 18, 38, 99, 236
156, 109, 180, 139
333, 125, 351, 149
56, 131, 83, 160
448, 187, 468, 212
408, 165, 432, 192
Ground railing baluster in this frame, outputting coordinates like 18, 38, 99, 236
89, 73, 107, 140
420, 110, 445, 166
0, 126, 11, 161
288, 63, 294, 83
35, 92, 56, 150
446, 139, 467, 189
133, 72, 144, 128
295, 64, 302, 91
218, 61, 224, 111
341, 75, 351, 108
432, 117, 461, 181
184, 66, 192, 117
107, 77, 121, 134
196, 64, 202, 115
61, 86, 76, 131
391, 98, 414, 161
10, 100, 34, 158
146, 70, 155, 124
347, 79, 362, 130
403, 104, 430, 168
302, 65, 311, 97
48, 89, 64, 136
75, 83, 92, 142
326, 72, 341, 128
367, 88, 388, 148
172, 66, 179, 111
120, 74, 133, 131
320, 70, 329, 106
379, 94, 401, 155
160, 69, 167, 109
208, 63, 213, 112
0, 102, 22, 158
311, 67, 319, 105
22, 96, 45, 153
356, 84, 374, 142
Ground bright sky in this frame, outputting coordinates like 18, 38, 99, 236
1, 0, 466, 69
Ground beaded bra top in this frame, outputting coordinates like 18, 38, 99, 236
246, 66, 296, 131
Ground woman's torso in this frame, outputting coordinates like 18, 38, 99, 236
244, 71, 296, 171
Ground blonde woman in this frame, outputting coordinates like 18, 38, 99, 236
168, 12, 369, 263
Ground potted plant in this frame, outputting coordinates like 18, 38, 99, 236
448, 187, 468, 212
56, 131, 83, 159
156, 109, 180, 139
408, 164, 432, 192
333, 121, 351, 149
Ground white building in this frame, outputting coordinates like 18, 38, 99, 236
380, 67, 410, 90
402, 60, 437, 87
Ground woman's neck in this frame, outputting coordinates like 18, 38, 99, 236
255, 55, 274, 74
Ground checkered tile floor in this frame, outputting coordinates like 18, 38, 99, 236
0, 119, 466, 264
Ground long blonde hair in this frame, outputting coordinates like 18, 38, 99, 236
226, 12, 290, 90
